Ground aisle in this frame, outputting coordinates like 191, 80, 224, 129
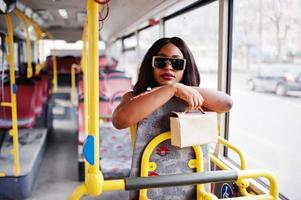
28, 91, 128, 200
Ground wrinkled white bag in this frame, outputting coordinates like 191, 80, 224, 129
170, 111, 218, 148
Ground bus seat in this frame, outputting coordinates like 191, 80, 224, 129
99, 122, 132, 178
110, 90, 127, 113
77, 79, 84, 100
41, 73, 49, 104
99, 95, 111, 117
103, 69, 125, 78
34, 78, 44, 116
105, 75, 132, 98
99, 55, 118, 70
47, 56, 77, 75
78, 78, 107, 101
99, 75, 106, 92
0, 84, 37, 128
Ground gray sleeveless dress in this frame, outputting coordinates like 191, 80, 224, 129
129, 97, 210, 200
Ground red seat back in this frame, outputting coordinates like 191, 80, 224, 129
34, 78, 44, 116
0, 84, 37, 128
47, 56, 78, 74
41, 73, 49, 103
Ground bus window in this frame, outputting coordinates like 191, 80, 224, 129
165, 1, 219, 89
109, 39, 122, 63
229, 1, 301, 199
138, 25, 160, 62
120, 34, 138, 83
0, 34, 9, 71
14, 42, 18, 67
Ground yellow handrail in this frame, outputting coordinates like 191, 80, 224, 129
70, 0, 102, 199
139, 131, 214, 200
129, 124, 137, 149
217, 136, 247, 169
0, 102, 12, 107
70, 64, 77, 105
45, 31, 58, 93
15, 9, 46, 76
86, 0, 102, 193
210, 136, 251, 196
238, 170, 278, 200
14, 9, 33, 78
4, 14, 20, 176
26, 15, 44, 76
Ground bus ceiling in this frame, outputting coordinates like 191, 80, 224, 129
1, 0, 186, 42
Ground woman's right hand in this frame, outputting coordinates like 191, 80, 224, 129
173, 83, 204, 111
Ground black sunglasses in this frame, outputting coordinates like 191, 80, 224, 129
152, 56, 186, 71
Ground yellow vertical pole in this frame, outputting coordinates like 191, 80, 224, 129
82, 20, 89, 179
71, 64, 76, 104
14, 10, 33, 78
70, 1, 103, 199
19, 10, 44, 76
87, 0, 100, 175
31, 21, 43, 76
52, 49, 58, 93
35, 40, 42, 76
47, 32, 58, 93
85, 0, 103, 194
5, 14, 20, 176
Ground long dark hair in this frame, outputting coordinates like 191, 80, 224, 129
133, 37, 200, 95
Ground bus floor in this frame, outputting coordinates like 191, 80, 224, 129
27, 88, 128, 200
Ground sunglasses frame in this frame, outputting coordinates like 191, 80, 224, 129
152, 56, 186, 71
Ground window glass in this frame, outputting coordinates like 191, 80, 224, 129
123, 35, 137, 50
119, 50, 137, 83
118, 35, 138, 83
138, 25, 160, 61
109, 39, 122, 61
14, 42, 18, 67
165, 1, 219, 89
41, 40, 105, 58
230, 1, 301, 199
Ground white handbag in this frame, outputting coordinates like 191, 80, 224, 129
170, 111, 218, 148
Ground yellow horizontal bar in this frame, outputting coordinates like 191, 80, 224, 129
0, 172, 6, 177
238, 170, 278, 198
210, 154, 229, 170
69, 184, 87, 200
0, 102, 12, 107
103, 180, 125, 191
218, 136, 247, 169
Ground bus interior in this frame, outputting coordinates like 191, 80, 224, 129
1, 0, 300, 199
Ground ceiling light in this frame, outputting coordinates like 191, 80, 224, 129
58, 9, 68, 19
0, 0, 7, 13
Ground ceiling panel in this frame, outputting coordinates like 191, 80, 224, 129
18, 0, 183, 41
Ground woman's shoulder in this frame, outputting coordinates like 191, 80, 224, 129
122, 91, 135, 99
119, 91, 136, 103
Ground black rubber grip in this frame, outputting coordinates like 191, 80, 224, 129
125, 170, 238, 190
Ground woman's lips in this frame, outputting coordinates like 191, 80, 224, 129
160, 73, 175, 80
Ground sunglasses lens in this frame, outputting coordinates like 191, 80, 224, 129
154, 57, 166, 69
153, 57, 185, 70
171, 59, 185, 70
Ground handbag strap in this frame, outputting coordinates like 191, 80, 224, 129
198, 107, 205, 114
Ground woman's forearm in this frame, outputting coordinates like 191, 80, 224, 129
113, 84, 176, 129
195, 87, 233, 113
